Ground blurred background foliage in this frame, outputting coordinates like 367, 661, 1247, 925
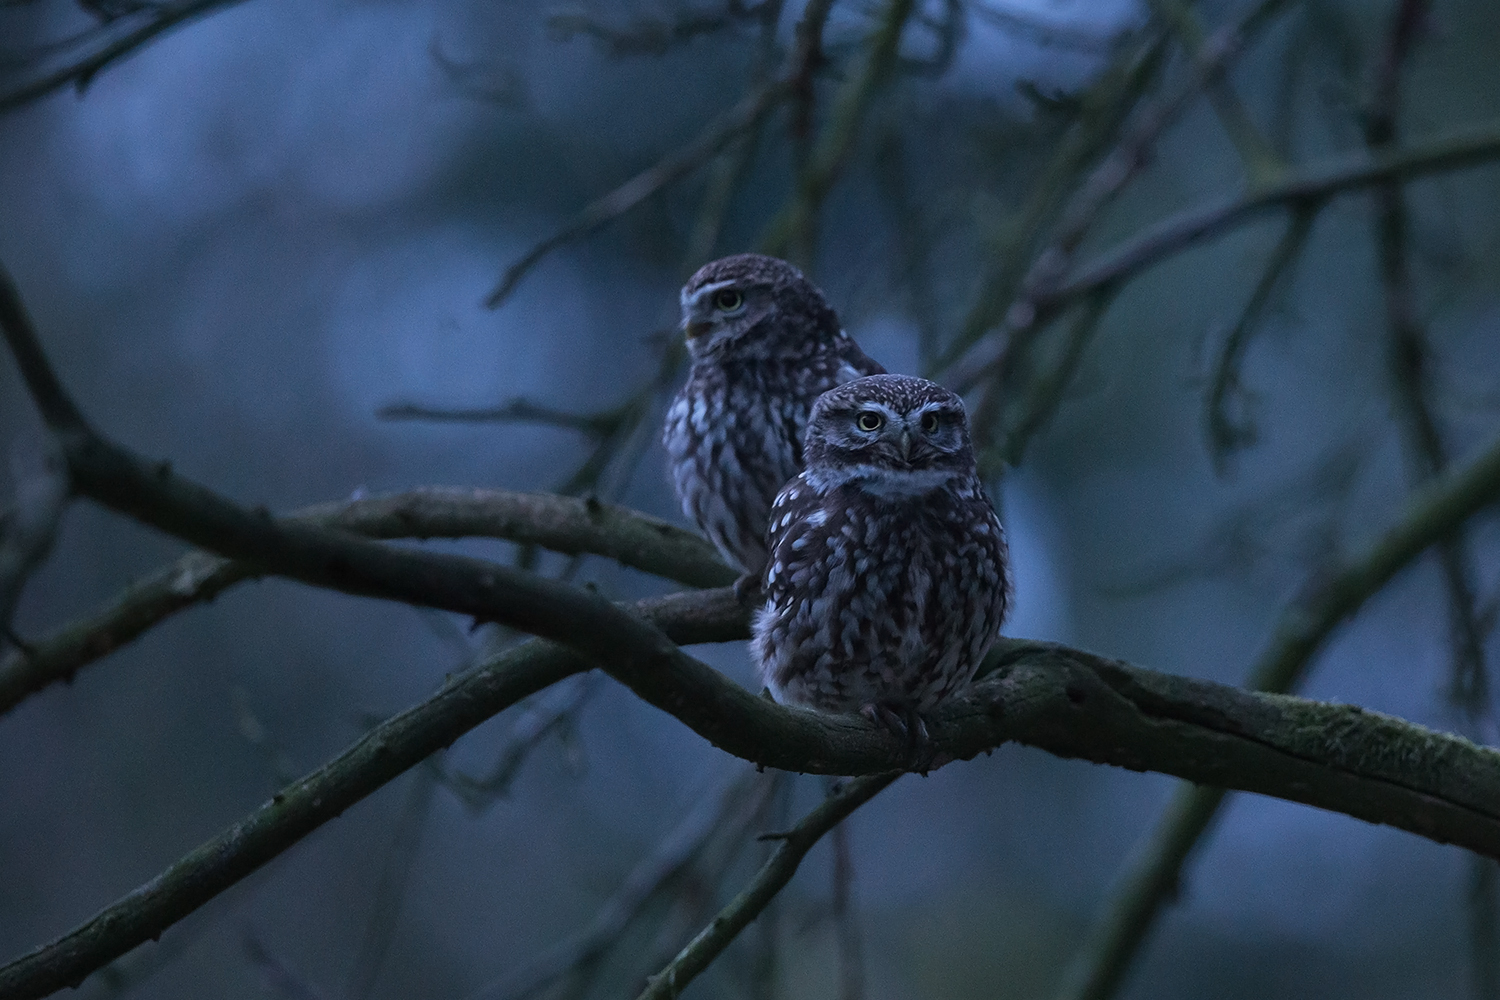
1, 0, 1499, 997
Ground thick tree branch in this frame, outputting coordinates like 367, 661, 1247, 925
636, 773, 899, 1000
0, 486, 733, 714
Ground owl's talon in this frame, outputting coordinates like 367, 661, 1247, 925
860, 702, 910, 741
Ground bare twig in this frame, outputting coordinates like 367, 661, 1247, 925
1048, 117, 1500, 313
376, 397, 629, 438
636, 774, 898, 1000
465, 769, 776, 1000
0, 438, 69, 641
830, 817, 863, 1000
243, 929, 329, 1000
0, 0, 252, 115
546, 4, 760, 59
948, 0, 1298, 394
986, 286, 1116, 472
759, 0, 919, 262
1361, 5, 1495, 996
431, 673, 600, 812
1146, 0, 1282, 182
968, 1, 1124, 54
932, 30, 1168, 380
1203, 205, 1317, 469
342, 769, 437, 1000
484, 77, 791, 308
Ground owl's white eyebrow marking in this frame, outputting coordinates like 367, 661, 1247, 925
684, 279, 741, 309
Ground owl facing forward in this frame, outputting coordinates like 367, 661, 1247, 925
662, 254, 884, 577
751, 374, 1011, 726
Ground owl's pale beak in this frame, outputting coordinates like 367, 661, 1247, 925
684, 320, 713, 340
898, 429, 912, 461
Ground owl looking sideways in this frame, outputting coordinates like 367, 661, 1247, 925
662, 254, 884, 578
751, 374, 1011, 734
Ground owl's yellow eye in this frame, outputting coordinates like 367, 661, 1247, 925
712, 289, 744, 312
920, 412, 940, 433
856, 411, 884, 432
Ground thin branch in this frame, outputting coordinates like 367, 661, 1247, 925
1145, 0, 1282, 183
376, 398, 628, 438
342, 769, 436, 1000
431, 674, 599, 812
465, 769, 775, 1000
483, 77, 791, 308
0, 438, 69, 639
968, 1, 1124, 54
759, 0, 919, 262
1203, 204, 1317, 470
945, 0, 1295, 389
0, 487, 734, 715
932, 28, 1165, 379
988, 287, 1116, 472
0, 0, 252, 115
636, 774, 898, 1000
1049, 781, 1227, 1000
830, 816, 863, 1000
1049, 116, 1500, 311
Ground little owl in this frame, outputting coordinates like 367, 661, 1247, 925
751, 374, 1011, 732
662, 254, 884, 577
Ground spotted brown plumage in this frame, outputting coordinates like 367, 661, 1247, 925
751, 374, 1011, 721
662, 254, 884, 576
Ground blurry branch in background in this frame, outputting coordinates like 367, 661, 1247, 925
0, 438, 68, 651
1145, 0, 1281, 183
950, 0, 1296, 417
830, 813, 864, 1000
545, 1, 768, 59
430, 673, 599, 813
637, 774, 898, 1000
468, 769, 778, 1000
0, 0, 252, 115
0, 486, 735, 716
1103, 441, 1365, 597
378, 397, 630, 439
1362, 0, 1489, 726
932, 26, 1163, 381
428, 39, 528, 108
1045, 116, 1500, 313
482, 75, 792, 309
968, 1, 1123, 54
1202, 205, 1316, 470
1361, 3, 1497, 997
759, 0, 917, 264
342, 769, 437, 1000
242, 930, 328, 1000
895, 0, 960, 78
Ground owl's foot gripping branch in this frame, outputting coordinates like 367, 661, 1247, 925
6, 266, 1500, 998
